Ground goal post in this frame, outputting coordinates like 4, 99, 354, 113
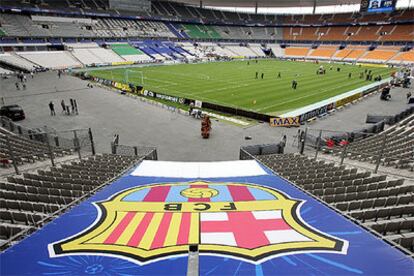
124, 69, 144, 86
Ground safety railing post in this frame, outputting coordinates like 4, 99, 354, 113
300, 128, 308, 155
45, 132, 55, 167
340, 142, 348, 165
6, 135, 19, 175
314, 130, 322, 160
374, 134, 387, 173
110, 142, 117, 154
88, 128, 96, 155
73, 130, 81, 160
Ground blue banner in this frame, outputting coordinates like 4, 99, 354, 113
1, 161, 413, 275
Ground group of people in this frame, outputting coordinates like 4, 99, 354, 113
255, 71, 284, 79
255, 72, 265, 79
48, 99, 79, 116
15, 71, 34, 90
358, 69, 382, 82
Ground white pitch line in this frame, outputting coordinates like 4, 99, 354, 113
197, 84, 250, 95
143, 77, 179, 86
255, 80, 368, 112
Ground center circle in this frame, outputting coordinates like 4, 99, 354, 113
180, 187, 219, 199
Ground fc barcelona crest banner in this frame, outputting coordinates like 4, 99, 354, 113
1, 160, 413, 275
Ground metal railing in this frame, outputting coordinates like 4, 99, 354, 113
111, 142, 158, 160
302, 128, 414, 173
1, 116, 96, 174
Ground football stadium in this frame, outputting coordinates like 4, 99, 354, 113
0, 0, 413, 274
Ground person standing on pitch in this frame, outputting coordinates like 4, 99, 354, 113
261, 73, 264, 79
49, 101, 56, 116
70, 99, 75, 114
255, 72, 258, 79
74, 99, 78, 115
348, 72, 352, 78
61, 100, 66, 113
278, 72, 281, 78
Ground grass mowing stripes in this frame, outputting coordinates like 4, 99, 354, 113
88, 60, 392, 116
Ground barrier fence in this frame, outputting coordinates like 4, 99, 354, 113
111, 142, 158, 160
240, 126, 413, 174
302, 128, 414, 173
1, 116, 95, 174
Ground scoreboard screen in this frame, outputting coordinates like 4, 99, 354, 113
360, 0, 396, 13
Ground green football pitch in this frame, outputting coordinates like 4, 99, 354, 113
88, 60, 392, 116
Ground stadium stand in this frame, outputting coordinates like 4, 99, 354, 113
319, 26, 349, 41
0, 14, 51, 38
249, 43, 266, 57
177, 41, 209, 58
359, 46, 401, 62
336, 46, 369, 61
1, 0, 414, 273
268, 43, 284, 57
16, 51, 82, 69
0, 53, 39, 71
0, 153, 140, 247
222, 44, 259, 57
326, 113, 414, 171
0, 67, 13, 75
308, 46, 338, 59
256, 153, 414, 253
391, 49, 414, 64
110, 43, 153, 62
30, 15, 97, 38
382, 24, 414, 41
0, 6, 413, 66
67, 43, 124, 65
281, 24, 414, 42
98, 18, 175, 38
177, 24, 222, 39
284, 46, 310, 58
0, 127, 72, 166
131, 41, 166, 60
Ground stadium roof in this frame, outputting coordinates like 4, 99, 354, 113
165, 0, 362, 8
